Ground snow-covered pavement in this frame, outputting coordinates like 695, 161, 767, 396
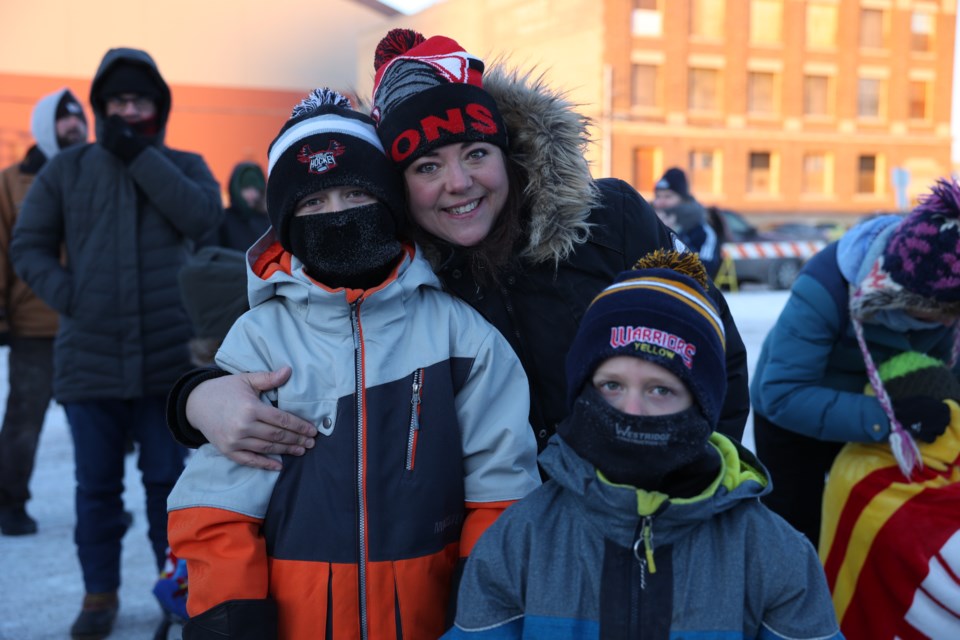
0, 287, 789, 640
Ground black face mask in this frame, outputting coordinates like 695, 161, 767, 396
289, 202, 402, 290
557, 385, 718, 495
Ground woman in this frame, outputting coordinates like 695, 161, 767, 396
166, 29, 749, 468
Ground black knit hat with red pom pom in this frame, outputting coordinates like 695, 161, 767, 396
371, 28, 508, 169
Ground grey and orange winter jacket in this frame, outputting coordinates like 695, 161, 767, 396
168, 233, 541, 640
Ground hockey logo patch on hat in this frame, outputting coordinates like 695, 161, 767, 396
297, 141, 345, 175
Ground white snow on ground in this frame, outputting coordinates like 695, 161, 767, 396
0, 287, 790, 640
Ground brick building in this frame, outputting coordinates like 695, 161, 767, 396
365, 0, 957, 221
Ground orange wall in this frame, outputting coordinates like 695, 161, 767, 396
0, 72, 310, 200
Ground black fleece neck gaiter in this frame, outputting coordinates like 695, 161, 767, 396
557, 385, 718, 495
289, 202, 402, 290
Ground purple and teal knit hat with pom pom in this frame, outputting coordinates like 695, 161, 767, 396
851, 177, 960, 321
884, 177, 960, 301
849, 177, 960, 477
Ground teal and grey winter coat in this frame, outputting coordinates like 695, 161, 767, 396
445, 434, 842, 640
10, 48, 222, 402
751, 216, 959, 443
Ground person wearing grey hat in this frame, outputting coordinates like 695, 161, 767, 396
0, 87, 87, 538
10, 47, 222, 639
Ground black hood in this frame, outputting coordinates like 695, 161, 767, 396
89, 47, 171, 144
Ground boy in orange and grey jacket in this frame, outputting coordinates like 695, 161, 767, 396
167, 89, 540, 640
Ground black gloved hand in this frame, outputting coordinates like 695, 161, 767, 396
892, 396, 951, 443
100, 115, 149, 164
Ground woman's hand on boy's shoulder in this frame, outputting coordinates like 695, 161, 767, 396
186, 366, 318, 471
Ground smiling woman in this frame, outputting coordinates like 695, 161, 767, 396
165, 31, 753, 516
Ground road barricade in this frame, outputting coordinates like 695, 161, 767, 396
722, 240, 827, 261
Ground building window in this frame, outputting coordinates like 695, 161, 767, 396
802, 153, 827, 194
688, 68, 720, 111
857, 155, 877, 194
631, 64, 659, 108
632, 0, 662, 36
633, 147, 657, 194
909, 80, 930, 120
806, 3, 837, 49
690, 0, 724, 39
688, 149, 717, 196
857, 78, 883, 118
860, 8, 885, 49
748, 71, 776, 115
750, 0, 783, 45
804, 75, 830, 116
911, 12, 934, 53
748, 152, 772, 193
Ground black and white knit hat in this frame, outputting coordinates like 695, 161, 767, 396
371, 29, 508, 169
564, 250, 727, 427
266, 88, 405, 253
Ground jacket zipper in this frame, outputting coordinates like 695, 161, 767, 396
633, 516, 657, 589
405, 369, 423, 471
351, 300, 369, 640
631, 516, 656, 635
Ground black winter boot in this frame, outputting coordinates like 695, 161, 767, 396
0, 505, 37, 535
70, 591, 119, 640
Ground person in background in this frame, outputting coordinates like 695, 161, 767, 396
652, 167, 721, 279
167, 88, 539, 639
445, 250, 841, 640
10, 47, 222, 640
162, 29, 750, 473
199, 161, 269, 251
751, 177, 960, 548
0, 88, 87, 536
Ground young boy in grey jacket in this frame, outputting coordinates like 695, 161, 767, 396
446, 251, 842, 640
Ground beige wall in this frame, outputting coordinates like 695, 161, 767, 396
0, 0, 393, 91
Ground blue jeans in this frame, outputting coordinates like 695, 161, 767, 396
64, 397, 186, 593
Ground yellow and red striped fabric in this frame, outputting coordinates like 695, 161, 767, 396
820, 400, 960, 639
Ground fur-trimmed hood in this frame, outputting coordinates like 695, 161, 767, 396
480, 65, 600, 264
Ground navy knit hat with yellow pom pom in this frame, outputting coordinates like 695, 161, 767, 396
564, 250, 727, 427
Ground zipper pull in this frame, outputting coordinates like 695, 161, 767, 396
410, 376, 422, 431
350, 301, 361, 350
641, 516, 656, 574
